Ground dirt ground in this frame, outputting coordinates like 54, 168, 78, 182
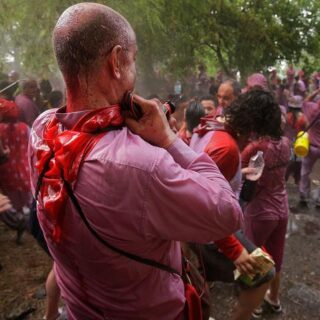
1, 166, 320, 319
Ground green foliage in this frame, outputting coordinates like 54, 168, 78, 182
0, 0, 320, 91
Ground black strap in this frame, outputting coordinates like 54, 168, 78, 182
60, 173, 181, 277
35, 153, 53, 200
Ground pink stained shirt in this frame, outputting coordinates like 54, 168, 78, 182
302, 101, 320, 147
241, 137, 291, 221
29, 108, 243, 320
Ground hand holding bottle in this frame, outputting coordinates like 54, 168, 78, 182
243, 151, 265, 181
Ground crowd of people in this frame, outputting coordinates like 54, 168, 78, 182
1, 2, 320, 320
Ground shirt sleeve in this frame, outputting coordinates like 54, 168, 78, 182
241, 142, 257, 168
201, 133, 243, 260
204, 131, 239, 182
143, 138, 243, 243
215, 235, 243, 261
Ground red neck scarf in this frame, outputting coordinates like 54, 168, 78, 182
194, 113, 237, 140
36, 106, 124, 243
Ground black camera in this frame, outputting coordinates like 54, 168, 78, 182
121, 92, 175, 120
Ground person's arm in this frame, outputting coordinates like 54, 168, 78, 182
143, 139, 242, 243
215, 235, 243, 260
204, 132, 239, 181
125, 95, 243, 243
241, 142, 257, 169
204, 134, 258, 273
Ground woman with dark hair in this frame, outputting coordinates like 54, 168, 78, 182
185, 101, 206, 134
226, 90, 290, 318
189, 93, 276, 320
177, 99, 204, 144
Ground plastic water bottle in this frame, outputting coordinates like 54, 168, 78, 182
174, 80, 182, 95
246, 151, 265, 181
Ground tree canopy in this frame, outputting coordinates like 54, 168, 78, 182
1, 0, 320, 92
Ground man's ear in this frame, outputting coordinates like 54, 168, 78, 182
108, 45, 123, 80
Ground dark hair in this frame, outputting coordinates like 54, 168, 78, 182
185, 101, 205, 133
48, 90, 64, 108
200, 94, 218, 107
39, 79, 52, 97
225, 89, 282, 139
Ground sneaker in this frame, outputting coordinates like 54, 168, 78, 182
252, 307, 263, 319
264, 291, 282, 314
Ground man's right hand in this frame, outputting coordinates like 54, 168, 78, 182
234, 248, 258, 276
125, 95, 177, 149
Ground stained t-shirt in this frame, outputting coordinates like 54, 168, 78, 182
241, 137, 290, 220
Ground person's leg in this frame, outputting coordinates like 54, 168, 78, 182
285, 160, 294, 182
45, 268, 61, 320
244, 218, 282, 317
263, 218, 288, 305
231, 282, 270, 320
299, 146, 320, 201
293, 160, 302, 185
268, 272, 281, 303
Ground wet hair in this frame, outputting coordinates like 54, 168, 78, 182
53, 3, 132, 83
225, 89, 282, 139
222, 79, 242, 97
185, 101, 205, 133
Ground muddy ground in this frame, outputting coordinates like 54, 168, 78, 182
1, 167, 320, 319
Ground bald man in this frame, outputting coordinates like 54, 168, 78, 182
215, 79, 241, 116
29, 3, 242, 319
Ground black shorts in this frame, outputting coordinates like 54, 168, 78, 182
191, 243, 236, 283
189, 230, 258, 283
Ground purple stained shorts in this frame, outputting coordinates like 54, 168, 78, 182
244, 217, 288, 272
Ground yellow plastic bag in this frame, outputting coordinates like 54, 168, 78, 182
294, 131, 309, 157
